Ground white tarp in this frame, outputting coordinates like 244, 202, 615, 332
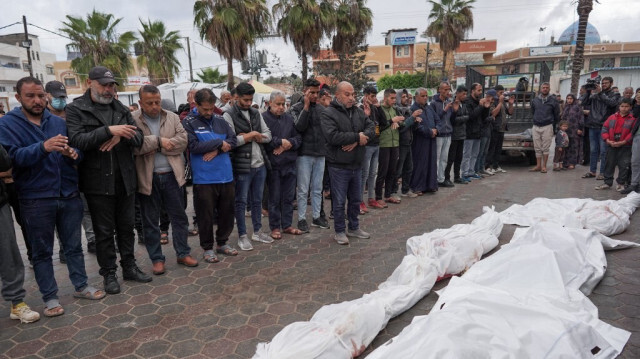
367, 225, 634, 359
253, 207, 503, 359
499, 192, 640, 236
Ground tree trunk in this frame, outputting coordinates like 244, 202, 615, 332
570, 0, 593, 95
227, 57, 235, 90
441, 51, 448, 81
301, 51, 308, 82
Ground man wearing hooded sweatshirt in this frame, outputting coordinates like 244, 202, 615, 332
430, 82, 455, 187
461, 83, 491, 181
0, 77, 105, 318
321, 81, 375, 245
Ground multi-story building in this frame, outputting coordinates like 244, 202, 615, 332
312, 28, 497, 83
0, 33, 56, 93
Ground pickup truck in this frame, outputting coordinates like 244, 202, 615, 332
502, 91, 537, 165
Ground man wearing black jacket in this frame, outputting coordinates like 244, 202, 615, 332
583, 77, 621, 179
321, 82, 375, 245
461, 83, 491, 181
445, 86, 469, 184
290, 78, 329, 232
67, 66, 152, 294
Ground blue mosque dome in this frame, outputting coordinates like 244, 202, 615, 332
558, 21, 601, 45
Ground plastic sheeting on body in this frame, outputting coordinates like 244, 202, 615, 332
252, 208, 503, 359
499, 192, 640, 236
367, 225, 632, 359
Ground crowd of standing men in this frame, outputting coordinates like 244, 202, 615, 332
1, 64, 639, 324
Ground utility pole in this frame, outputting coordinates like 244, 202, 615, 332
184, 37, 193, 82
22, 15, 33, 77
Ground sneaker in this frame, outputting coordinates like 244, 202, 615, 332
368, 198, 386, 209
391, 194, 402, 202
471, 173, 483, 179
347, 228, 370, 239
237, 234, 254, 251
245, 210, 251, 217
596, 174, 605, 180
252, 230, 274, 244
480, 169, 494, 176
454, 178, 467, 184
495, 167, 507, 173
10, 302, 40, 323
297, 219, 310, 233
616, 184, 626, 192
359, 202, 368, 214
442, 180, 455, 187
595, 184, 611, 190
620, 184, 638, 194
103, 272, 120, 294
334, 232, 349, 245
312, 216, 331, 229
486, 168, 496, 175
401, 190, 418, 198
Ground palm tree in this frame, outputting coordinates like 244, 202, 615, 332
570, 0, 595, 95
331, 0, 373, 55
196, 67, 227, 83
135, 19, 183, 85
60, 10, 136, 85
424, 0, 475, 80
193, 0, 271, 89
272, 0, 335, 82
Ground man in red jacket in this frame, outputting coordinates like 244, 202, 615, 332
596, 98, 637, 191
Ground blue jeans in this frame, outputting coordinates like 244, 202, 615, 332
361, 146, 379, 201
235, 165, 267, 235
475, 136, 491, 173
461, 139, 481, 177
589, 127, 607, 174
296, 156, 325, 221
20, 196, 87, 303
328, 166, 362, 234
139, 173, 191, 262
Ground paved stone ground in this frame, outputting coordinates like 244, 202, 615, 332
0, 156, 638, 359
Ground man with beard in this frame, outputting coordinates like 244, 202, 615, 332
321, 81, 375, 245
67, 66, 151, 295
0, 77, 105, 317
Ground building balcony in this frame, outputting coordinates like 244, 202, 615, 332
0, 66, 28, 83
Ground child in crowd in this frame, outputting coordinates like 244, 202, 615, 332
596, 99, 637, 191
553, 121, 570, 171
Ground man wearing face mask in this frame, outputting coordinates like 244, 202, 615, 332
44, 81, 97, 258
66, 66, 151, 295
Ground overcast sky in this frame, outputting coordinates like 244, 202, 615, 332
3, 0, 639, 82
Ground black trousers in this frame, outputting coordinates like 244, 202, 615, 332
194, 182, 235, 250
85, 177, 137, 277
445, 139, 464, 181
392, 145, 413, 194
376, 147, 399, 200
604, 146, 631, 187
5, 182, 30, 261
487, 131, 505, 169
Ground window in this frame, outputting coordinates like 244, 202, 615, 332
528, 61, 554, 73
620, 56, 640, 67
416, 62, 423, 68
31, 51, 35, 60
64, 77, 77, 87
558, 60, 568, 71
384, 64, 390, 70
364, 65, 379, 74
395, 45, 410, 58
0, 86, 6, 92
589, 57, 615, 70
46, 66, 54, 75
22, 62, 30, 72
36, 52, 40, 61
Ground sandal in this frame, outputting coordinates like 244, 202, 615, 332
270, 229, 282, 240
216, 244, 238, 256
74, 286, 106, 300
529, 167, 541, 172
283, 227, 303, 235
44, 299, 64, 317
160, 232, 169, 245
203, 250, 220, 263
567, 165, 575, 169
582, 172, 596, 178
541, 169, 547, 173
188, 228, 198, 236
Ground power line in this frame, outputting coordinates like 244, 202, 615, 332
0, 22, 21, 31
27, 23, 71, 40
